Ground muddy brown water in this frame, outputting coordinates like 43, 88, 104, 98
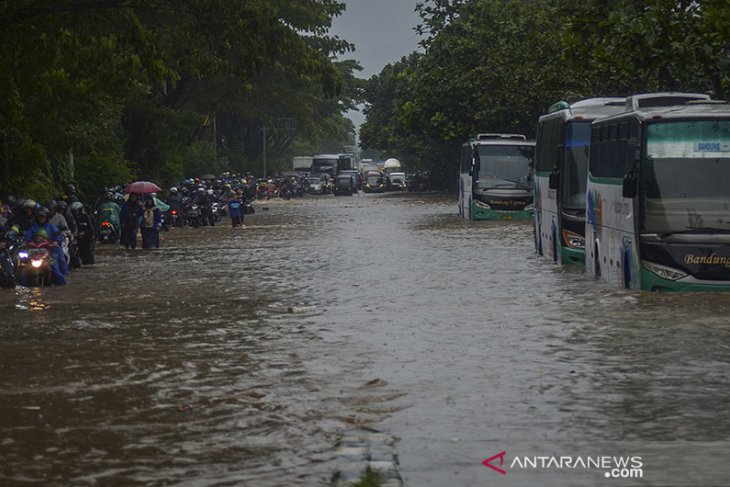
1, 193, 730, 486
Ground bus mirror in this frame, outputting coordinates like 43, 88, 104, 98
622, 173, 637, 198
548, 170, 559, 190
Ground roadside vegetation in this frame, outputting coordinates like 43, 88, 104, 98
0, 0, 362, 201
360, 0, 730, 190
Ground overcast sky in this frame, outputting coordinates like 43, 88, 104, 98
329, 0, 424, 137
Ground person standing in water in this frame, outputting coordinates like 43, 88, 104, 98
139, 195, 161, 249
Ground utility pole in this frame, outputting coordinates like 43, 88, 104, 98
261, 125, 268, 178
212, 111, 217, 159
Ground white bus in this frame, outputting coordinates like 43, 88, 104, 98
459, 134, 535, 221
534, 98, 625, 265
585, 92, 730, 291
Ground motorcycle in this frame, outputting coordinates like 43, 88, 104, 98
167, 208, 184, 227
16, 241, 53, 287
63, 232, 81, 269
208, 203, 220, 226
98, 220, 119, 244
0, 229, 20, 287
188, 204, 201, 228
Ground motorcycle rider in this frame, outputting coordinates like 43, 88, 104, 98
10, 199, 38, 233
97, 191, 121, 241
70, 202, 96, 264
193, 186, 214, 226
60, 183, 80, 204
49, 200, 79, 269
23, 207, 67, 285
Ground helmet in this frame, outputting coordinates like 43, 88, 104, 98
207, 189, 214, 195
36, 207, 49, 217
70, 202, 84, 211
55, 200, 67, 209
23, 199, 37, 209
66, 184, 77, 194
169, 187, 178, 194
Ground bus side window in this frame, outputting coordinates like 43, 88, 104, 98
590, 126, 601, 176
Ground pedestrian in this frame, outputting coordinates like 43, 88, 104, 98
120, 193, 141, 249
138, 195, 161, 249
228, 192, 245, 228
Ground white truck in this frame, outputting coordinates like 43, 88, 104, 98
293, 156, 313, 173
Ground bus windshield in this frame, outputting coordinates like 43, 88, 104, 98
312, 158, 336, 176
642, 120, 730, 233
562, 121, 591, 209
475, 144, 534, 189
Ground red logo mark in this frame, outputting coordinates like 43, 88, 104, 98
483, 451, 507, 475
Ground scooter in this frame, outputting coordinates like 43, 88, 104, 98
98, 220, 119, 244
188, 204, 201, 228
16, 241, 53, 287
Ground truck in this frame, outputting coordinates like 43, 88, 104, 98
293, 156, 313, 173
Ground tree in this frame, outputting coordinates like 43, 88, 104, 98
0, 0, 356, 200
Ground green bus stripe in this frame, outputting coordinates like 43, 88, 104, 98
587, 174, 623, 186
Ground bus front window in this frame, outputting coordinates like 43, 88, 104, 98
642, 120, 730, 233
562, 122, 590, 210
475, 145, 534, 189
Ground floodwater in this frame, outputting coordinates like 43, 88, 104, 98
1, 193, 730, 487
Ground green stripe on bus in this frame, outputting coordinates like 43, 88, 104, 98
587, 174, 623, 186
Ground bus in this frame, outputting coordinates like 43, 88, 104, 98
534, 98, 625, 265
459, 134, 535, 220
311, 153, 354, 178
585, 92, 730, 291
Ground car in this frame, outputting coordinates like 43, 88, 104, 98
307, 176, 326, 195
388, 171, 407, 191
338, 170, 360, 193
333, 173, 356, 196
363, 172, 385, 193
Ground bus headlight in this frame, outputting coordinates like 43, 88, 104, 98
474, 200, 491, 209
562, 230, 585, 249
642, 260, 688, 281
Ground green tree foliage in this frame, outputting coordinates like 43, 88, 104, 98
0, 0, 357, 201
361, 0, 730, 190
562, 0, 730, 98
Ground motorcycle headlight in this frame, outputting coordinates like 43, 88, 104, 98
562, 230, 585, 249
18, 251, 29, 259
474, 200, 491, 209
524, 203, 535, 211
642, 260, 688, 281
31, 259, 43, 268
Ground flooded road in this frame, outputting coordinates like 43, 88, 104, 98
2, 193, 730, 486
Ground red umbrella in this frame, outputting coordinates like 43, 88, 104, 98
124, 181, 162, 194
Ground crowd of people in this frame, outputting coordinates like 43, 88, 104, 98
1, 169, 433, 287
